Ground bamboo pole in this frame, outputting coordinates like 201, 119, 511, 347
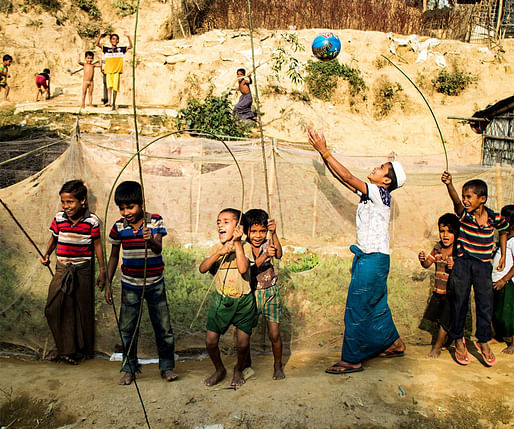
312, 176, 319, 239
194, 142, 203, 234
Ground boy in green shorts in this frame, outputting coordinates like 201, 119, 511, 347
244, 209, 285, 379
199, 208, 255, 387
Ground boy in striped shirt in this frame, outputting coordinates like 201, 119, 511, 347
442, 172, 509, 366
105, 181, 177, 385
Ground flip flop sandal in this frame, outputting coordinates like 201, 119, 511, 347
325, 362, 364, 374
379, 350, 405, 358
475, 342, 497, 367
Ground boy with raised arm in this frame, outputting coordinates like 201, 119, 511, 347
308, 126, 406, 374
441, 171, 509, 366
199, 208, 255, 387
78, 51, 101, 108
95, 30, 132, 110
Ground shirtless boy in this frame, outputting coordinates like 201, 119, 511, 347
78, 51, 101, 108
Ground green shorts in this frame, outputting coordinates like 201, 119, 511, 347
206, 292, 256, 336
254, 284, 282, 324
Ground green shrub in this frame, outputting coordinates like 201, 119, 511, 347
113, 0, 137, 16
0, 1, 13, 13
75, 0, 101, 19
373, 78, 404, 118
77, 22, 101, 38
432, 68, 475, 96
289, 89, 311, 103
305, 59, 366, 101
26, 19, 43, 27
284, 252, 319, 273
176, 94, 253, 138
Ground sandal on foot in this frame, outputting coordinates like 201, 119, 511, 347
475, 342, 497, 367
325, 362, 363, 374
61, 355, 78, 365
454, 339, 470, 365
45, 350, 60, 362
379, 350, 405, 358
119, 372, 135, 385
160, 370, 178, 382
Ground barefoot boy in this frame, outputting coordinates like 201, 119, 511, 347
78, 51, 101, 108
199, 208, 255, 387
96, 30, 132, 110
0, 54, 13, 101
232, 68, 255, 121
105, 181, 177, 385
441, 172, 509, 366
244, 208, 285, 379
308, 126, 406, 374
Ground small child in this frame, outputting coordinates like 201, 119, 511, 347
418, 213, 459, 358
442, 171, 509, 366
78, 51, 101, 108
492, 204, 514, 354
0, 54, 13, 101
244, 208, 285, 379
308, 126, 406, 374
199, 208, 255, 387
35, 68, 51, 102
232, 68, 255, 121
96, 30, 132, 110
41, 180, 106, 364
105, 181, 177, 385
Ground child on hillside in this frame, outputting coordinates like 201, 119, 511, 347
40, 180, 106, 364
308, 126, 406, 374
418, 213, 459, 358
0, 54, 13, 101
35, 68, 51, 102
233, 68, 255, 121
441, 171, 509, 366
96, 30, 132, 110
105, 181, 177, 385
244, 208, 285, 379
199, 208, 255, 387
78, 51, 101, 108
492, 204, 514, 354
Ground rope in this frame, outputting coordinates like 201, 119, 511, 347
381, 55, 449, 171
0, 141, 64, 167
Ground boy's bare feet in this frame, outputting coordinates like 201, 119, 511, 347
160, 369, 178, 382
204, 368, 226, 387
119, 372, 135, 385
231, 368, 245, 386
428, 346, 442, 359
273, 363, 285, 380
502, 344, 514, 354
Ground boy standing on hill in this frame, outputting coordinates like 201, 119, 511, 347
441, 172, 509, 366
0, 54, 13, 101
308, 126, 406, 374
96, 30, 132, 110
78, 51, 102, 108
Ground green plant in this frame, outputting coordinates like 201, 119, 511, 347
289, 89, 311, 103
77, 22, 101, 38
373, 78, 404, 118
176, 94, 253, 138
75, 0, 101, 19
305, 59, 366, 101
432, 68, 475, 96
113, 0, 137, 16
284, 252, 319, 273
0, 0, 13, 13
269, 32, 305, 85
26, 19, 43, 27
261, 84, 287, 96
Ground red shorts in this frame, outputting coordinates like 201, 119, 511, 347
36, 75, 48, 89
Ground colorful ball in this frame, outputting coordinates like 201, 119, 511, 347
311, 32, 341, 61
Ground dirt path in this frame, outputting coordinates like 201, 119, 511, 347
1, 343, 514, 428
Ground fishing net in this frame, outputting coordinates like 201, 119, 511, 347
0, 122, 513, 355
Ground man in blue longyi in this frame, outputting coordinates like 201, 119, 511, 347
308, 126, 406, 374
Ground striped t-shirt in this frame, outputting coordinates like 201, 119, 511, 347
109, 213, 167, 289
457, 207, 509, 262
49, 210, 101, 265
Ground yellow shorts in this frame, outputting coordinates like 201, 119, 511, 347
105, 73, 120, 92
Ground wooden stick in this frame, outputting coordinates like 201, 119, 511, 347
0, 198, 54, 276
496, 163, 504, 210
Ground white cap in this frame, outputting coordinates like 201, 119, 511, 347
391, 161, 406, 188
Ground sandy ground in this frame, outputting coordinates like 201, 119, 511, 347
1, 343, 514, 428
